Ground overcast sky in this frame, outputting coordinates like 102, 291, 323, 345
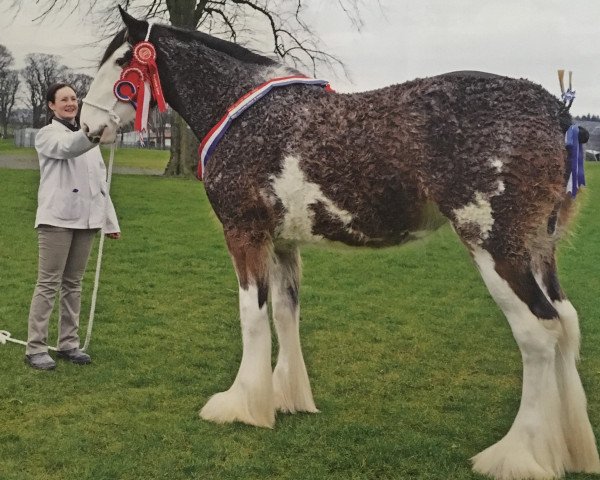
1, 0, 598, 116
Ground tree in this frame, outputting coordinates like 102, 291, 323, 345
11, 0, 364, 175
66, 72, 94, 99
0, 45, 13, 72
0, 44, 19, 137
21, 53, 67, 127
148, 106, 170, 149
0, 71, 19, 137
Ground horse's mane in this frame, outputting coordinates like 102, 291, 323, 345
185, 29, 276, 66
100, 29, 129, 67
100, 24, 276, 68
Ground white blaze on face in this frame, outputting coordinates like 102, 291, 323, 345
80, 43, 136, 141
271, 155, 355, 242
453, 192, 495, 242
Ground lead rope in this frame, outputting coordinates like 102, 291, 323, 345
81, 142, 116, 351
0, 142, 117, 352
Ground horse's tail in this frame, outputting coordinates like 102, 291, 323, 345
552, 126, 588, 239
558, 104, 573, 135
551, 95, 590, 236
550, 195, 576, 238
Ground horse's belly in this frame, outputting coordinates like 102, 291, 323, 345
275, 203, 442, 247
271, 156, 446, 247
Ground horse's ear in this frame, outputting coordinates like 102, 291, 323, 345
118, 5, 147, 42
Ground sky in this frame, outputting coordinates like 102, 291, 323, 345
1, 0, 599, 116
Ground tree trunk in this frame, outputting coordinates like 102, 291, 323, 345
33, 106, 44, 128
164, 0, 201, 177
164, 111, 199, 176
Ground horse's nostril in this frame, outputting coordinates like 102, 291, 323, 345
81, 123, 89, 133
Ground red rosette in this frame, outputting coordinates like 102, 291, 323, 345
113, 80, 137, 102
121, 66, 145, 84
133, 41, 156, 65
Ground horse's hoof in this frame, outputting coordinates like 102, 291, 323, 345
471, 435, 563, 480
273, 364, 319, 414
199, 388, 275, 428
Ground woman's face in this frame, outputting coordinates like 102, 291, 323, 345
49, 86, 78, 122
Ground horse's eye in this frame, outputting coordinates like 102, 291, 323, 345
116, 57, 127, 67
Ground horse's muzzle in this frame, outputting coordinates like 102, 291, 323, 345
82, 123, 112, 144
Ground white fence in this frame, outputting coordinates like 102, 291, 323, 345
14, 128, 40, 147
13, 128, 169, 150
119, 131, 170, 149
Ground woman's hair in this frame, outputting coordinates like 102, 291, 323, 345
46, 83, 76, 104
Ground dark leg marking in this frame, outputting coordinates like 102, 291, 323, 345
287, 286, 299, 307
225, 229, 270, 309
273, 244, 300, 307
494, 257, 559, 320
257, 283, 269, 310
541, 256, 564, 303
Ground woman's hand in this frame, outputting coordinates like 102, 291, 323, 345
105, 232, 121, 240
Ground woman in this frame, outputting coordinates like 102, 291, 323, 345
25, 83, 121, 370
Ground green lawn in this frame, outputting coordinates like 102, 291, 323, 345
0, 138, 169, 171
1, 165, 600, 479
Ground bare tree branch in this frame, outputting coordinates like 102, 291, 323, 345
10, 0, 362, 79
204, 7, 237, 41
21, 53, 67, 126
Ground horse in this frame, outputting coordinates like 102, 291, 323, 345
80, 7, 599, 479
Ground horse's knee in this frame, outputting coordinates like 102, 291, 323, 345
554, 300, 581, 356
513, 320, 560, 362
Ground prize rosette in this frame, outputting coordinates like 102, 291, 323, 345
133, 41, 157, 65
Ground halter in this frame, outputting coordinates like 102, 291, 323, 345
83, 22, 167, 141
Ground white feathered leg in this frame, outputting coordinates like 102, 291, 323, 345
553, 299, 600, 473
200, 284, 275, 427
470, 247, 569, 480
271, 245, 318, 414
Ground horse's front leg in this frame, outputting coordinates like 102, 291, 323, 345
199, 231, 275, 428
271, 243, 318, 414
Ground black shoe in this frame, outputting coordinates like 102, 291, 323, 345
25, 352, 56, 370
56, 348, 91, 365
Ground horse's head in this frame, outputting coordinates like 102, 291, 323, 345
80, 6, 158, 143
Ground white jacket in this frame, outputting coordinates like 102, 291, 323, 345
34, 119, 120, 233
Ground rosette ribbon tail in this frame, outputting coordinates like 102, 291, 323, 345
147, 61, 167, 112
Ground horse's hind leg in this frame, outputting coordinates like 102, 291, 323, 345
469, 246, 570, 479
199, 230, 275, 428
270, 243, 318, 414
535, 255, 600, 474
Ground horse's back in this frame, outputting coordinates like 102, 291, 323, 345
204, 73, 570, 251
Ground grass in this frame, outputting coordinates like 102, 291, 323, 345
98, 145, 170, 171
1, 164, 600, 480
0, 138, 169, 171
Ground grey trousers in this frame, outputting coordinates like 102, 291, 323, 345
26, 226, 97, 355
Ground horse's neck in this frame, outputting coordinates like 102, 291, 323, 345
159, 42, 294, 137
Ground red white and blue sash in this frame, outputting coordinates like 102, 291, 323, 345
198, 75, 332, 179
